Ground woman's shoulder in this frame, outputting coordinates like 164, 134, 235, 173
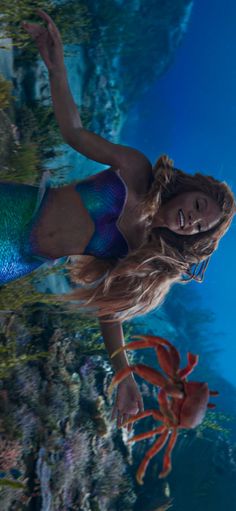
53, 157, 154, 199
109, 158, 154, 197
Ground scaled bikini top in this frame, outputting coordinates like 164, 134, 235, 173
28, 167, 154, 263
75, 168, 130, 260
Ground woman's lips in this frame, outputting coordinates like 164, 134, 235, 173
178, 209, 185, 229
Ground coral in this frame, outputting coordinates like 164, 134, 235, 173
12, 365, 42, 404
0, 320, 49, 380
0, 302, 137, 510
0, 437, 22, 472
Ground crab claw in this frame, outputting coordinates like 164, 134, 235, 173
108, 364, 183, 398
111, 339, 154, 359
111, 335, 182, 380
108, 364, 168, 395
108, 366, 133, 394
178, 352, 199, 379
111, 335, 178, 356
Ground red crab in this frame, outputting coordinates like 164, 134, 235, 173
108, 335, 218, 484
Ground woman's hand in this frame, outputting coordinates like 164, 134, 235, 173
111, 374, 144, 431
21, 9, 65, 74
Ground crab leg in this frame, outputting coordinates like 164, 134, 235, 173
178, 352, 199, 379
110, 338, 162, 359
155, 344, 180, 379
136, 429, 170, 485
158, 429, 178, 479
133, 335, 181, 374
111, 335, 181, 370
128, 424, 166, 443
120, 409, 164, 429
108, 364, 183, 397
158, 388, 178, 424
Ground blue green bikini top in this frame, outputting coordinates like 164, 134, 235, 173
76, 168, 130, 259
28, 168, 154, 263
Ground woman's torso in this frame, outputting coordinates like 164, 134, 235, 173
30, 164, 153, 260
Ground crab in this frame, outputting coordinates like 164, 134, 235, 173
108, 335, 218, 484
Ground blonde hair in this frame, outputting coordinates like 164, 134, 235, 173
57, 156, 236, 322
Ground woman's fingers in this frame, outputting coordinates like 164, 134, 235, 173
112, 407, 128, 428
36, 9, 54, 24
21, 22, 47, 44
21, 22, 38, 35
36, 9, 61, 40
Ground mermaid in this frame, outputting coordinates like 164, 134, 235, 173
1, 9, 235, 428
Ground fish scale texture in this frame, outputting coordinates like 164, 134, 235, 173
0, 182, 44, 284
75, 169, 129, 259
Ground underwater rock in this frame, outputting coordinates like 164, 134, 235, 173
80, 0, 194, 137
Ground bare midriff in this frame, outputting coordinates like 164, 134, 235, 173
31, 184, 95, 259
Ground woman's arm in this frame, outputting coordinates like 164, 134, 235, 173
99, 318, 130, 373
99, 317, 144, 429
49, 66, 83, 139
48, 67, 151, 172
22, 10, 83, 139
22, 10, 152, 173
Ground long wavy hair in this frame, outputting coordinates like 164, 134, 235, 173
57, 156, 236, 322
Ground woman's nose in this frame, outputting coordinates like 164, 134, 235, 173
188, 212, 201, 226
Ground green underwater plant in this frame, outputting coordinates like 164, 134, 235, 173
0, 478, 27, 489
7, 141, 40, 184
196, 410, 232, 439
0, 74, 14, 111
15, 102, 68, 157
0, 261, 70, 311
0, 344, 49, 380
0, 0, 94, 59
0, 317, 49, 379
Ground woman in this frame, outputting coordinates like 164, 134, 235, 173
3, 9, 234, 427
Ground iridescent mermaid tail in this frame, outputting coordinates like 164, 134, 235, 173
0, 180, 48, 285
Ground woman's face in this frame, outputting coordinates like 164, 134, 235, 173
154, 191, 222, 235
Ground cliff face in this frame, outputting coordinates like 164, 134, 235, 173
8, 1, 194, 167
79, 0, 194, 140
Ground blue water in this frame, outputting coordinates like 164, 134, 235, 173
121, 0, 236, 389
48, 0, 236, 388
